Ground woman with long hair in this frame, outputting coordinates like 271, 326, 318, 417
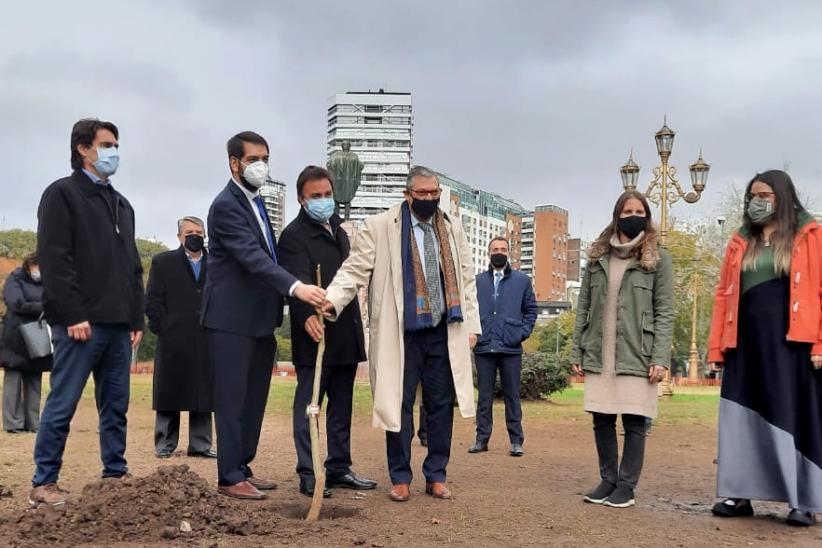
2, 253, 51, 433
570, 190, 674, 508
708, 170, 822, 527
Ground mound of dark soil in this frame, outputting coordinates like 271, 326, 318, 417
5, 464, 280, 546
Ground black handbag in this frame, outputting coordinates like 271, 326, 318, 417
18, 313, 53, 359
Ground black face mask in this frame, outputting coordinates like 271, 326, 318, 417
617, 215, 647, 240
411, 197, 440, 220
184, 234, 205, 253
490, 253, 508, 269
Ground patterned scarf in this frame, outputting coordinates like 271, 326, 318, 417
401, 201, 463, 331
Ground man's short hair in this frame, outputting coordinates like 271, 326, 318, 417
406, 165, 438, 189
70, 119, 119, 170
177, 216, 205, 234
488, 236, 510, 251
226, 131, 269, 160
296, 165, 334, 198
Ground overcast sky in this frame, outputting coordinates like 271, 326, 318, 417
2, 1, 820, 247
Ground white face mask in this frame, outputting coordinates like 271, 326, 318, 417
241, 160, 269, 189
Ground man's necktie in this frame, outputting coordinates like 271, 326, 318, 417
253, 196, 277, 261
494, 271, 502, 298
419, 223, 443, 326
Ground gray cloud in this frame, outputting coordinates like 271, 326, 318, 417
1, 0, 820, 246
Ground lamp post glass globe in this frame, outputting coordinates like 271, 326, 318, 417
655, 119, 676, 156
689, 151, 711, 192
620, 153, 640, 191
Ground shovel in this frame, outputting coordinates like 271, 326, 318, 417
305, 264, 326, 522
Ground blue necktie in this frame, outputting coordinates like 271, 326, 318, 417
190, 259, 201, 281
253, 196, 277, 261
494, 272, 502, 298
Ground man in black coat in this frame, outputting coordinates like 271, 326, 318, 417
31, 119, 144, 507
278, 165, 376, 498
146, 216, 215, 459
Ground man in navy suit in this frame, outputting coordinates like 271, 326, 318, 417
202, 131, 326, 500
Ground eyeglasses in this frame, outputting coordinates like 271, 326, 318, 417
408, 188, 441, 199
748, 191, 775, 201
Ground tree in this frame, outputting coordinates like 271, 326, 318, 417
532, 311, 577, 364
0, 229, 37, 259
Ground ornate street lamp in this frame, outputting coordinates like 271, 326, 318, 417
619, 118, 711, 394
619, 117, 711, 246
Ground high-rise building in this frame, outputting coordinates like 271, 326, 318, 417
438, 172, 528, 274
327, 90, 413, 220
521, 205, 569, 301
567, 237, 590, 283
259, 177, 287, 236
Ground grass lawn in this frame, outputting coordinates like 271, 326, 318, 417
2, 374, 721, 426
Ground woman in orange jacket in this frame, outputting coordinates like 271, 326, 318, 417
708, 170, 822, 527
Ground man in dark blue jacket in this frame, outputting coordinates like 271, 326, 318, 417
469, 237, 537, 457
202, 131, 326, 500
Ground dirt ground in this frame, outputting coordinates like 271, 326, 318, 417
1, 379, 820, 547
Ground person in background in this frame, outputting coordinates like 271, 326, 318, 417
2, 253, 51, 433
570, 190, 674, 509
278, 165, 376, 499
31, 119, 144, 507
469, 237, 537, 457
708, 170, 822, 527
145, 216, 215, 460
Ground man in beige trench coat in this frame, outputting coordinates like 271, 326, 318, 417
321, 166, 480, 502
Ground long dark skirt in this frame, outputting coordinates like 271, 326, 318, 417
717, 277, 822, 512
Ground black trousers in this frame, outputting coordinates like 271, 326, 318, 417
208, 330, 275, 486
386, 321, 454, 485
154, 410, 213, 454
592, 412, 647, 490
475, 353, 524, 445
292, 363, 357, 480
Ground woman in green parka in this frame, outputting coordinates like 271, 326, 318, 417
570, 190, 675, 508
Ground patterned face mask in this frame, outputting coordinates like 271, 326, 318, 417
747, 196, 775, 225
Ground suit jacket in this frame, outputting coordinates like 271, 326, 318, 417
277, 208, 366, 368
325, 203, 481, 432
474, 264, 537, 355
202, 181, 298, 338
146, 247, 213, 412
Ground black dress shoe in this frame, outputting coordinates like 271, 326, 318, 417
299, 479, 331, 498
786, 508, 817, 527
187, 448, 218, 459
468, 441, 488, 453
326, 472, 377, 490
156, 449, 173, 459
711, 498, 754, 518
510, 443, 524, 457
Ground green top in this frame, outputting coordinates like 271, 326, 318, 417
741, 243, 779, 294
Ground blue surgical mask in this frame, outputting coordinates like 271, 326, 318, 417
305, 197, 336, 223
94, 147, 119, 177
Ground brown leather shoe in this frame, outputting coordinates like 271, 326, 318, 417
389, 483, 410, 502
425, 482, 452, 499
247, 476, 277, 490
29, 483, 68, 507
217, 481, 266, 500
